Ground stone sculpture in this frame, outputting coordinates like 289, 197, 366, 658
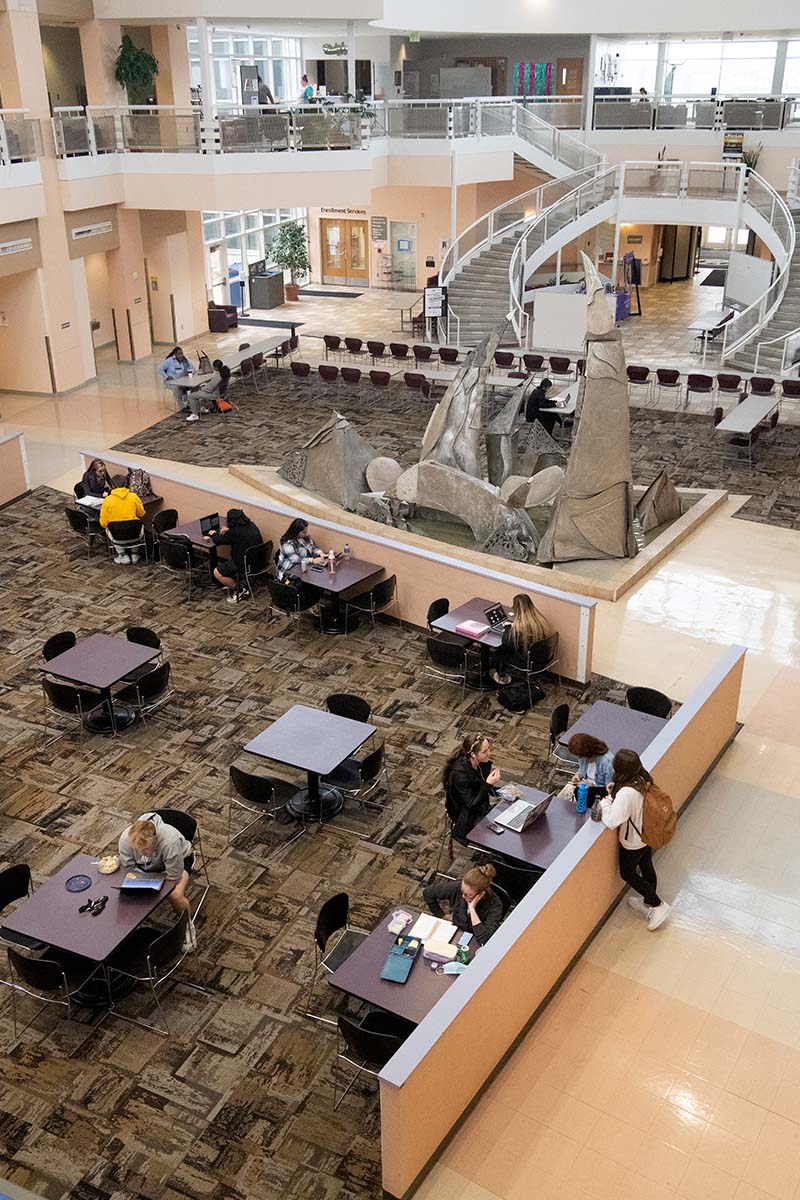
279, 412, 378, 511
636, 470, 683, 533
486, 383, 532, 486
365, 455, 403, 494
419, 324, 505, 476
502, 466, 565, 508
537, 253, 637, 564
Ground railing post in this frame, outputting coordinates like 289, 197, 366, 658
114, 111, 125, 153
0, 118, 9, 166
610, 163, 625, 291
447, 104, 454, 140
476, 100, 482, 139
85, 111, 98, 157
511, 103, 517, 138
732, 162, 746, 246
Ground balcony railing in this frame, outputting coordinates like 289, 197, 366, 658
593, 92, 800, 132
0, 110, 41, 165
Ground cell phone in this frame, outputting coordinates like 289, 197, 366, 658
458, 931, 473, 948
492, 823, 505, 834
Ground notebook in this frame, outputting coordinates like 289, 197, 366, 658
409, 914, 458, 944
455, 619, 490, 638
379, 934, 421, 983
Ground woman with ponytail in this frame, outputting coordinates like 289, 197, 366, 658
422, 863, 503, 944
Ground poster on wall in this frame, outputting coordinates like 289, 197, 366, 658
240, 65, 260, 106
424, 286, 448, 318
513, 62, 554, 97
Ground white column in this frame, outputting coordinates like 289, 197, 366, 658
584, 34, 597, 131
196, 17, 215, 120
450, 148, 458, 247
773, 40, 788, 96
610, 164, 625, 290
654, 41, 667, 99
347, 20, 356, 98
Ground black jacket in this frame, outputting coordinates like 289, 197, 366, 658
445, 757, 496, 842
211, 520, 262, 572
81, 468, 109, 498
421, 878, 504, 945
524, 386, 557, 424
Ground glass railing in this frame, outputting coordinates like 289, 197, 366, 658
0, 112, 41, 164
120, 109, 201, 153
593, 92, 800, 131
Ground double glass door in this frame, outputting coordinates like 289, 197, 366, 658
321, 218, 369, 286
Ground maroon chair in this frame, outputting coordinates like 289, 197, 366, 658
727, 425, 760, 468
494, 350, 516, 371
344, 337, 366, 362
369, 369, 391, 390
627, 365, 652, 405
712, 406, 724, 427
760, 408, 780, 441
656, 368, 682, 407
323, 335, 342, 360
238, 357, 259, 394
367, 340, 388, 363
413, 344, 433, 364
576, 358, 586, 377
340, 366, 362, 393
420, 378, 431, 399
403, 372, 425, 393
548, 356, 573, 382
390, 343, 410, 362
439, 347, 460, 365
781, 379, 800, 401
523, 353, 544, 375
318, 364, 339, 390
508, 371, 528, 380
429, 379, 447, 400
207, 303, 238, 332
716, 373, 743, 402
238, 342, 251, 351
686, 373, 714, 411
749, 376, 775, 397
290, 361, 312, 384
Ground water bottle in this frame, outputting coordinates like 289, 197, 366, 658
328, 549, 335, 574
343, 543, 351, 560
576, 783, 588, 814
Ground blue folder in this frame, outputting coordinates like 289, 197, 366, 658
380, 934, 421, 983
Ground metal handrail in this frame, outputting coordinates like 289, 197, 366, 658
0, 110, 41, 165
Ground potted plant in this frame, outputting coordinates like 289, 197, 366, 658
741, 142, 763, 173
272, 220, 311, 302
114, 34, 159, 104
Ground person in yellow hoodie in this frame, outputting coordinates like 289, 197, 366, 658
99, 474, 145, 564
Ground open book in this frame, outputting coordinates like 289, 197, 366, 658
409, 913, 458, 944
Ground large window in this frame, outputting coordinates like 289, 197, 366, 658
596, 41, 659, 93
784, 40, 800, 94
665, 39, 777, 96
189, 27, 303, 106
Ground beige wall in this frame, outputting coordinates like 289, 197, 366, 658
150, 23, 192, 108
84, 252, 114, 348
64, 205, 120, 260
0, 271, 52, 393
0, 434, 30, 508
140, 209, 208, 346
0, 220, 42, 278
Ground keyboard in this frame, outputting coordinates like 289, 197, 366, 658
501, 800, 533, 831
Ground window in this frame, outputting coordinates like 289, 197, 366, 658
189, 25, 304, 107
595, 41, 659, 93
719, 40, 777, 94
705, 226, 728, 245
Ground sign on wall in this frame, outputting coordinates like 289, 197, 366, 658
0, 238, 34, 257
71, 222, 114, 241
370, 216, 388, 241
424, 285, 447, 318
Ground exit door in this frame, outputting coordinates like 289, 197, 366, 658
321, 219, 369, 286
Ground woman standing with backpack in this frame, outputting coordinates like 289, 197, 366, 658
600, 748, 671, 930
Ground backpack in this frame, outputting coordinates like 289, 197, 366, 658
629, 782, 676, 850
496, 681, 544, 712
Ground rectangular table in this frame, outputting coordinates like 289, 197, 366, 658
559, 698, 668, 756
39, 632, 159, 733
715, 392, 779, 435
393, 365, 525, 390
688, 310, 732, 365
287, 556, 383, 633
468, 786, 588, 870
431, 596, 508, 689
244, 704, 376, 822
1, 853, 176, 963
328, 908, 463, 1025
212, 332, 287, 371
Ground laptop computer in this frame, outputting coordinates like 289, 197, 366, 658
199, 513, 220, 535
484, 602, 510, 631
494, 793, 553, 833
116, 872, 164, 892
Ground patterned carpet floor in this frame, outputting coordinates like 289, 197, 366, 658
113, 370, 795, 530
0, 485, 644, 1200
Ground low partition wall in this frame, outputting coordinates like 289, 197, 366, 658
81, 451, 597, 682
379, 644, 746, 1199
0, 433, 30, 509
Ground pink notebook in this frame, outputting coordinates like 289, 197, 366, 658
455, 619, 490, 637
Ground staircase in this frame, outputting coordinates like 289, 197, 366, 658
730, 212, 800, 374
446, 230, 523, 344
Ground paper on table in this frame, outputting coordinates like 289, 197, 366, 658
455, 620, 490, 638
409, 913, 458, 943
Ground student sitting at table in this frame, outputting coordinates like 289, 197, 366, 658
205, 508, 263, 603
118, 813, 196, 951
422, 864, 503, 945
276, 517, 326, 581
99, 475, 145, 564
443, 733, 501, 844
81, 458, 112, 504
568, 733, 615, 790
186, 361, 229, 422
490, 593, 551, 685
158, 346, 194, 407
524, 377, 561, 435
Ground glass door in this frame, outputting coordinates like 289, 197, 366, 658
321, 218, 369, 286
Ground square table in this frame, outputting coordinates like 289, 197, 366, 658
164, 518, 230, 584
244, 704, 377, 822
39, 632, 159, 733
328, 908, 465, 1025
287, 556, 383, 633
468, 786, 588, 870
1, 853, 176, 1003
560, 699, 668, 756
431, 596, 509, 689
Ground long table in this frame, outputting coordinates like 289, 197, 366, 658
468, 786, 588, 870
715, 392, 780, 435
201, 332, 288, 372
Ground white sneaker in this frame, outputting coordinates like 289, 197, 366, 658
226, 590, 239, 603
114, 553, 131, 565
627, 895, 649, 917
186, 413, 200, 422
129, 552, 141, 564
647, 902, 671, 931
182, 919, 197, 953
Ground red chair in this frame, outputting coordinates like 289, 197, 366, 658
716, 373, 743, 403
367, 341, 388, 363
239, 357, 259, 394
548, 356, 573, 382
686, 373, 714, 411
290, 361, 312, 386
494, 350, 516, 372
656, 368, 682, 407
413, 344, 433, 364
439, 347, 460, 365
318, 364, 339, 391
781, 379, 800, 402
523, 353, 544, 375
323, 335, 343, 360
508, 371, 528, 380
390, 343, 410, 362
340, 366, 362, 395
404, 372, 425, 393
712, 406, 724, 426
369, 370, 391, 390
344, 337, 366, 362
726, 425, 760, 468
627, 365, 652, 406
749, 376, 775, 397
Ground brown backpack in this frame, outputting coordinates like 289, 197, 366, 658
630, 781, 676, 850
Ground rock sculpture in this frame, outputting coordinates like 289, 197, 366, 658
279, 412, 378, 511
502, 466, 565, 508
419, 324, 505, 477
537, 253, 637, 564
390, 460, 538, 549
486, 384, 532, 486
636, 471, 683, 533
366, 455, 403, 494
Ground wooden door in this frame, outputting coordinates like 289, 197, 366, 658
556, 57, 584, 97
321, 218, 369, 286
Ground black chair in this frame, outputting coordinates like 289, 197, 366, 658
425, 635, 469, 700
439, 347, 460, 365
154, 808, 210, 918
227, 763, 299, 846
326, 693, 372, 723
267, 578, 318, 640
42, 631, 76, 662
321, 743, 389, 817
505, 633, 561, 708
626, 686, 672, 718
0, 865, 46, 952
152, 509, 179, 536
241, 539, 274, 602
73, 481, 86, 500
493, 883, 512, 920
305, 893, 368, 1026
42, 677, 102, 749
344, 575, 397, 633
107, 519, 147, 565
656, 368, 683, 407
105, 912, 209, 1035
333, 1011, 413, 1109
549, 703, 578, 772
489, 859, 542, 907
115, 661, 174, 724
7, 948, 102, 1042
426, 597, 449, 632
159, 534, 200, 600
64, 506, 100, 559
367, 340, 388, 363
122, 626, 162, 682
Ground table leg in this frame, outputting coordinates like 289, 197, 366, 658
286, 770, 344, 822
84, 688, 137, 734
317, 590, 359, 635
465, 644, 498, 692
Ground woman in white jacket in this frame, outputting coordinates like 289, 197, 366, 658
600, 748, 671, 930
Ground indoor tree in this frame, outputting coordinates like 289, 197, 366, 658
114, 35, 159, 104
272, 221, 311, 301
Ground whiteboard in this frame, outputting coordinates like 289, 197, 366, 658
724, 251, 773, 311
531, 291, 616, 353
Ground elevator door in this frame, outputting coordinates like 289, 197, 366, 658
321, 218, 369, 286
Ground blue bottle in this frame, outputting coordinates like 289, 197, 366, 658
576, 783, 588, 814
